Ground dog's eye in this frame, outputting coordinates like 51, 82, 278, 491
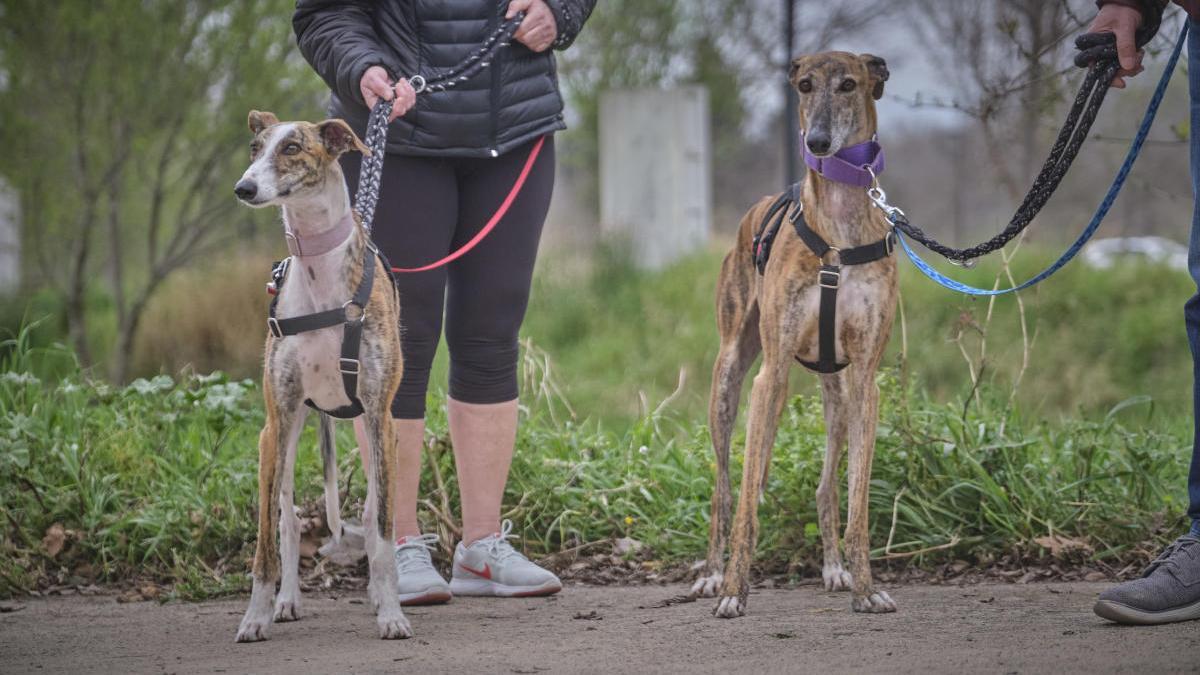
282, 143, 302, 155
797, 79, 812, 93
249, 142, 262, 156
839, 79, 857, 93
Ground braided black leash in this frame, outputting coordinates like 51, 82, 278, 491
890, 28, 1156, 264
353, 12, 525, 232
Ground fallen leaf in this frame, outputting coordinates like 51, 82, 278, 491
1033, 535, 1093, 557
42, 523, 66, 558
300, 533, 320, 559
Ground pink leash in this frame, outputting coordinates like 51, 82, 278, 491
390, 135, 546, 274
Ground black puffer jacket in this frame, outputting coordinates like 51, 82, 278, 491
294, 0, 595, 158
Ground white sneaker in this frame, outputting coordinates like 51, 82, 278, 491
394, 533, 452, 605
449, 520, 563, 597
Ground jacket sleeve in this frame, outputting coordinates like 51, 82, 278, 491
544, 0, 596, 51
1095, 0, 1171, 33
293, 0, 406, 107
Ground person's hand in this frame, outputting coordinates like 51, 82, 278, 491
360, 65, 417, 121
1085, 4, 1145, 88
508, 0, 557, 53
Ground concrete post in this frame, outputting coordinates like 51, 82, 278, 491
599, 87, 712, 270
0, 182, 18, 295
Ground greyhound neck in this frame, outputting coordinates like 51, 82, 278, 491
281, 169, 352, 241
803, 169, 889, 247
278, 173, 362, 311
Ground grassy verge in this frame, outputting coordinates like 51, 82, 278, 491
1, 319, 1189, 599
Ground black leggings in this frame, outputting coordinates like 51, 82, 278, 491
341, 136, 554, 419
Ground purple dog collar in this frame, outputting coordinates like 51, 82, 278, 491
284, 211, 356, 257
801, 134, 885, 188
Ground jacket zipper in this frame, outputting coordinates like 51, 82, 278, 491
489, 6, 501, 156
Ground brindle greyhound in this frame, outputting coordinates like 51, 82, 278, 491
233, 111, 409, 641
691, 52, 899, 618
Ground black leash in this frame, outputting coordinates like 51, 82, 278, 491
265, 13, 524, 420
891, 25, 1159, 264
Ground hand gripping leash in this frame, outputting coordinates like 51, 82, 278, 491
878, 22, 1187, 295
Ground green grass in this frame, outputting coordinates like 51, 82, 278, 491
0, 310, 1191, 599
524, 242, 1196, 428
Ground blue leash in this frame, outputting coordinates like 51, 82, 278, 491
894, 21, 1188, 296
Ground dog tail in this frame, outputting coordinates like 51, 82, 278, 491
318, 412, 343, 545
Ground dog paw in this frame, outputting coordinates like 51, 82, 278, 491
822, 565, 853, 592
713, 596, 745, 619
690, 572, 723, 598
852, 590, 897, 614
273, 597, 301, 623
235, 617, 270, 643
377, 609, 413, 639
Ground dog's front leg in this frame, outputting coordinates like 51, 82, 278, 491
693, 322, 761, 598
274, 411, 307, 622
363, 407, 411, 639
236, 388, 304, 643
845, 371, 896, 614
817, 373, 852, 592
714, 354, 790, 619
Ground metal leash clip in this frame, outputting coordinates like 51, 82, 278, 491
865, 167, 904, 221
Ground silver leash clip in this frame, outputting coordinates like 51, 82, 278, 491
865, 167, 905, 221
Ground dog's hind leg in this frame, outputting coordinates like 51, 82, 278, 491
817, 372, 852, 592
363, 408, 411, 639
236, 381, 304, 643
318, 413, 343, 545
844, 366, 896, 614
274, 411, 308, 623
696, 252, 758, 593
714, 348, 791, 619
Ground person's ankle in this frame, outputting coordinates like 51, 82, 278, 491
1190, 520, 1200, 538
461, 524, 501, 547
395, 526, 422, 545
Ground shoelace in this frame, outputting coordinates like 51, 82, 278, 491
472, 520, 527, 564
1144, 535, 1199, 577
395, 533, 440, 574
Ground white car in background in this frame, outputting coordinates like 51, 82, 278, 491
1082, 236, 1188, 271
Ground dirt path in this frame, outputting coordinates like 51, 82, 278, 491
2, 582, 1197, 674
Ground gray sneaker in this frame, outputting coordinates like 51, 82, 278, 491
1094, 534, 1200, 625
394, 533, 452, 606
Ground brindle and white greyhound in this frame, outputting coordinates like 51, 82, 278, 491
233, 111, 409, 641
691, 52, 899, 618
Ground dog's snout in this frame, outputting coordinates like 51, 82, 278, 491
806, 131, 831, 155
234, 179, 258, 201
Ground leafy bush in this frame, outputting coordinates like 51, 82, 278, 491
1, 321, 1189, 598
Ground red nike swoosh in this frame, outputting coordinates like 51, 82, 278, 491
459, 562, 492, 580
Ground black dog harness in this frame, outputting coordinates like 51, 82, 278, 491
752, 183, 894, 374
266, 241, 395, 419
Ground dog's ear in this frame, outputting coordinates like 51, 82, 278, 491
248, 110, 279, 135
788, 56, 807, 86
859, 54, 889, 101
318, 119, 371, 157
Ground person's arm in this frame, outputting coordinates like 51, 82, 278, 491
544, 0, 596, 51
293, 0, 403, 107
293, 1, 416, 120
